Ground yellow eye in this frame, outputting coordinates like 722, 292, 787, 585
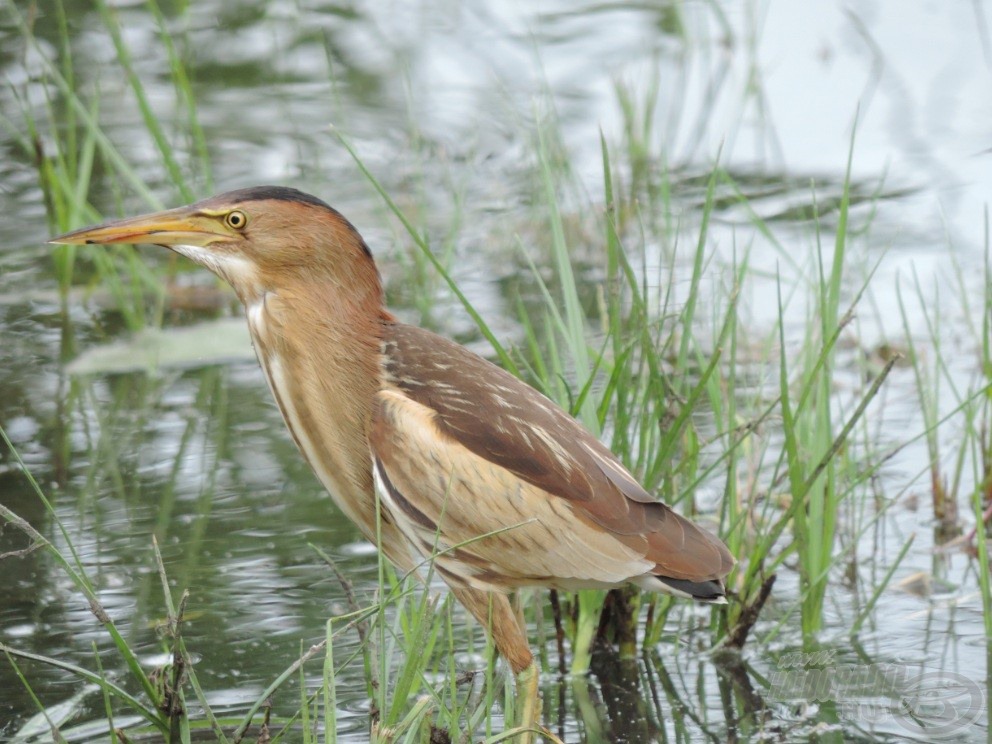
225, 210, 248, 230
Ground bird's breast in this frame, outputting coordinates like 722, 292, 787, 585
244, 294, 370, 532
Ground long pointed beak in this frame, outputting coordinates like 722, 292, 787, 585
49, 206, 231, 247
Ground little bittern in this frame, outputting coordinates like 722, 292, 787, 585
52, 186, 734, 739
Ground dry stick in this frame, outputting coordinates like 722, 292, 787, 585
256, 700, 273, 744
0, 541, 45, 561
723, 367, 897, 651
725, 574, 776, 650
313, 546, 370, 648
310, 541, 380, 719
547, 589, 568, 741
767, 353, 901, 497
166, 591, 189, 723
547, 589, 567, 676
151, 535, 226, 743
800, 354, 900, 500
0, 505, 50, 553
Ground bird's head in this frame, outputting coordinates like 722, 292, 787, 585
50, 186, 379, 304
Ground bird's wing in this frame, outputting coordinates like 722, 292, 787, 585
370, 386, 654, 589
376, 322, 732, 584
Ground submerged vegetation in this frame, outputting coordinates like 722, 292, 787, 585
1, 0, 990, 741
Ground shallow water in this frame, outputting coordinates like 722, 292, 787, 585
1, 0, 991, 741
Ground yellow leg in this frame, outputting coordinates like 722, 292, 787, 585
515, 661, 540, 743
449, 586, 542, 740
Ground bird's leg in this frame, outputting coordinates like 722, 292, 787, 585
509, 590, 542, 740
515, 660, 540, 740
450, 585, 541, 742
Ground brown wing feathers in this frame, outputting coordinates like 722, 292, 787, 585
379, 322, 733, 589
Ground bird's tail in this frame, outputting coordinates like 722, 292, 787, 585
639, 575, 728, 604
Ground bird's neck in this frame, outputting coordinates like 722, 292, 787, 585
245, 274, 386, 535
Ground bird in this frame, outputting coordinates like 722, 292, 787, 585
51, 186, 735, 740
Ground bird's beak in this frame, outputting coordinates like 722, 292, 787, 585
49, 205, 231, 248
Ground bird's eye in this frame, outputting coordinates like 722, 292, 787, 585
225, 210, 248, 230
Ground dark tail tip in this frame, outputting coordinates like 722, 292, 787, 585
655, 576, 727, 604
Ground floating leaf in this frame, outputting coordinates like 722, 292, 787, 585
67, 318, 253, 375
